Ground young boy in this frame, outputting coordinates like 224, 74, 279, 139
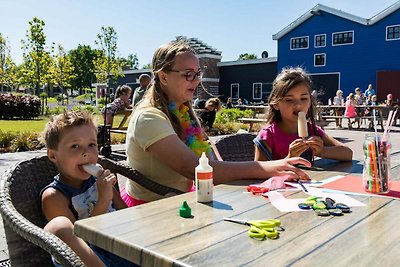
41, 110, 133, 267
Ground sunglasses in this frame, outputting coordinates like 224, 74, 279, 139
168, 69, 203, 81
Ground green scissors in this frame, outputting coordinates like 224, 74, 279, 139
223, 218, 284, 240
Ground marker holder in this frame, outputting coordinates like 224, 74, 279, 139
362, 133, 391, 194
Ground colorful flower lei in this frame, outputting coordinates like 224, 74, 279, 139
169, 102, 212, 157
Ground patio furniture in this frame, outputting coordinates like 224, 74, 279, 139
0, 156, 84, 267
0, 155, 183, 266
215, 133, 256, 161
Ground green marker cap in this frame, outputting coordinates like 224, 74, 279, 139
179, 201, 192, 218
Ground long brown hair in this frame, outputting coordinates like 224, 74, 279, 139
140, 40, 201, 139
265, 67, 318, 135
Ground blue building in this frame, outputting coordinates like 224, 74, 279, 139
273, 2, 400, 103
217, 58, 277, 103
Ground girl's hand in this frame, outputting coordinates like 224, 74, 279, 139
288, 139, 309, 158
96, 169, 117, 204
306, 136, 324, 156
262, 157, 311, 181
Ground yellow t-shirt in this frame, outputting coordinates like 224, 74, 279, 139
125, 106, 193, 201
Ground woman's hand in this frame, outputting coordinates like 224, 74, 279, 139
306, 136, 324, 156
261, 157, 311, 181
287, 139, 309, 158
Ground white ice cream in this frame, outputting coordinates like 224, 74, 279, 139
298, 111, 308, 138
82, 163, 103, 177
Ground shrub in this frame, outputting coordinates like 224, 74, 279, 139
0, 93, 41, 119
48, 105, 67, 115
0, 130, 17, 152
0, 130, 44, 153
215, 108, 253, 124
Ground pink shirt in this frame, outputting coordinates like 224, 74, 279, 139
257, 122, 325, 160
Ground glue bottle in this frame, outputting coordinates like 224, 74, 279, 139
195, 152, 213, 203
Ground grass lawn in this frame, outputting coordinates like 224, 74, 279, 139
0, 114, 126, 133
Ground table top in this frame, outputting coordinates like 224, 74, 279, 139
74, 158, 400, 266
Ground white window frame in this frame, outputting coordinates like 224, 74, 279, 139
332, 30, 354, 46
253, 83, 262, 100
230, 83, 239, 99
290, 36, 309, 50
386, 24, 400, 41
314, 53, 326, 67
314, 34, 326, 48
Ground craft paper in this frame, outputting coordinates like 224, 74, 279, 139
265, 183, 365, 212
318, 175, 400, 200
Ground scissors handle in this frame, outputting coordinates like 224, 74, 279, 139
248, 219, 284, 231
248, 226, 279, 240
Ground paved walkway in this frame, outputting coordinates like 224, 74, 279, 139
1, 121, 400, 263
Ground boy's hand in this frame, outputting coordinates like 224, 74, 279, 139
287, 139, 309, 158
96, 169, 116, 204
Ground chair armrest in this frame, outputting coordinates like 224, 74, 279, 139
0, 168, 84, 267
98, 156, 184, 196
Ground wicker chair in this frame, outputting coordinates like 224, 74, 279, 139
0, 155, 184, 267
214, 133, 256, 161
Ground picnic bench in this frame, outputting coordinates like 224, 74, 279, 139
109, 109, 132, 135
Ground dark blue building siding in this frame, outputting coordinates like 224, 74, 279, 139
277, 9, 400, 102
218, 61, 277, 103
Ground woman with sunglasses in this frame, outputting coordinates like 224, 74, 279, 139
121, 40, 311, 207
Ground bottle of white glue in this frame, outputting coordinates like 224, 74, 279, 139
195, 152, 213, 203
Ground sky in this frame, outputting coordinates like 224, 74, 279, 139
0, 0, 398, 67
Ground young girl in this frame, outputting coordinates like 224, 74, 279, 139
101, 85, 132, 126
254, 67, 352, 162
344, 93, 359, 129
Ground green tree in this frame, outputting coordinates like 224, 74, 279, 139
238, 53, 257, 60
20, 17, 53, 95
0, 33, 10, 91
127, 53, 139, 69
142, 63, 152, 70
49, 44, 75, 103
93, 26, 124, 84
69, 44, 97, 95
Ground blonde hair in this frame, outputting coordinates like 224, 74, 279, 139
141, 40, 201, 139
43, 110, 97, 150
265, 67, 317, 134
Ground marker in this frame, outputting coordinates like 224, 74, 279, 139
298, 180, 308, 193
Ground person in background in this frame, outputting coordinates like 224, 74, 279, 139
236, 98, 243, 106
132, 74, 151, 106
41, 111, 133, 267
254, 67, 352, 162
122, 40, 311, 207
385, 93, 394, 107
333, 89, 345, 128
365, 94, 378, 129
198, 97, 222, 132
364, 84, 376, 98
344, 93, 359, 129
101, 85, 132, 126
226, 97, 234, 108
354, 87, 365, 125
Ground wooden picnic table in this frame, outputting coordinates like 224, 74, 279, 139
74, 147, 400, 266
